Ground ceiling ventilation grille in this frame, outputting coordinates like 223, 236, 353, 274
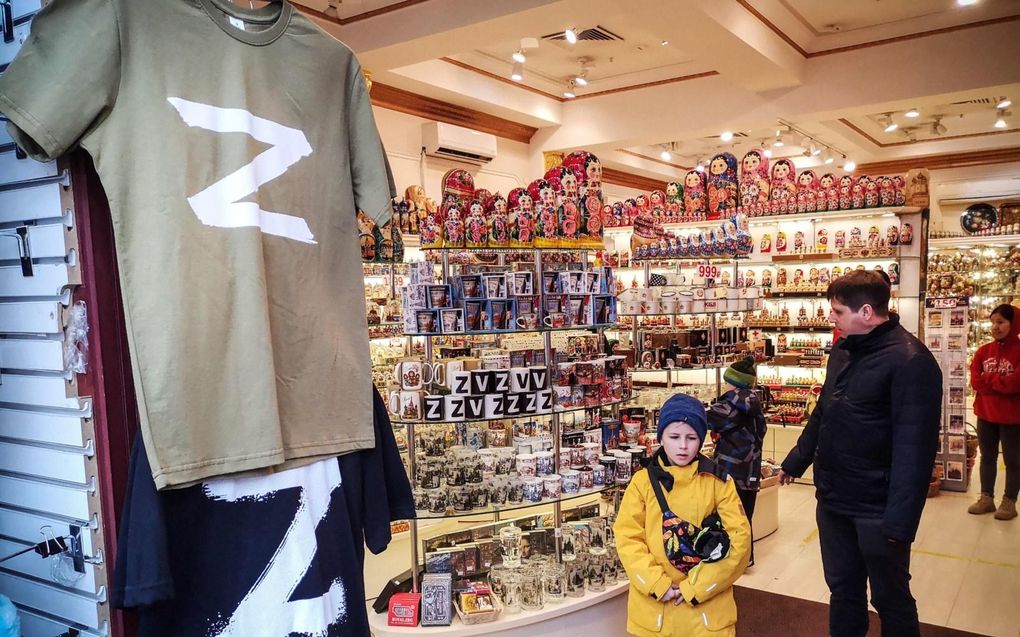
541, 26, 623, 42
951, 97, 997, 105
701, 132, 750, 140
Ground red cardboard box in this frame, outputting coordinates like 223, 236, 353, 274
388, 592, 421, 627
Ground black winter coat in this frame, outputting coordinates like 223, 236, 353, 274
781, 314, 942, 542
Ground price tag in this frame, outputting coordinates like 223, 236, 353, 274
696, 262, 721, 280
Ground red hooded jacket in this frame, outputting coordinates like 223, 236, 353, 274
971, 306, 1020, 425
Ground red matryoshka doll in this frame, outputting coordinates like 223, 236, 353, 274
665, 181, 683, 220
818, 173, 838, 212
797, 170, 819, 213
622, 198, 638, 225
838, 175, 854, 210
546, 167, 579, 248
601, 203, 615, 228
899, 223, 913, 245
816, 228, 829, 252
580, 185, 605, 249
776, 231, 788, 252
769, 159, 797, 214
893, 176, 906, 206
683, 170, 708, 219
635, 193, 650, 217
465, 198, 488, 248
819, 267, 831, 285
745, 269, 756, 287
864, 176, 880, 208
443, 204, 465, 248
762, 269, 773, 287
851, 177, 867, 209
473, 188, 492, 206
793, 230, 805, 252
707, 152, 739, 219
739, 149, 771, 215
508, 187, 535, 249
776, 267, 788, 286
760, 233, 772, 253
530, 178, 560, 248
649, 189, 667, 220
563, 151, 604, 214
486, 194, 510, 247
886, 224, 899, 247
878, 176, 896, 207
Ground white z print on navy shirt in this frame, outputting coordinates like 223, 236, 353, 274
202, 459, 347, 636
167, 97, 317, 244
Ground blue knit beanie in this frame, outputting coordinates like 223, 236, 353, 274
657, 393, 708, 443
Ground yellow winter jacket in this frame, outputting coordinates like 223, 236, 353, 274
614, 454, 751, 637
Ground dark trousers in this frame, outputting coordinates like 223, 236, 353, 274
977, 419, 1020, 500
816, 505, 919, 637
737, 488, 757, 563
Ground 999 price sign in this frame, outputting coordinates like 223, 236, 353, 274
696, 263, 721, 280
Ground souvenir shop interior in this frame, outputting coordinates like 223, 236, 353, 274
0, 1, 1018, 637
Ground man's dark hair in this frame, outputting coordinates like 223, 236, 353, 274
826, 270, 890, 315
991, 303, 1014, 322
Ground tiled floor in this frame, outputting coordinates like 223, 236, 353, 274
740, 480, 1020, 637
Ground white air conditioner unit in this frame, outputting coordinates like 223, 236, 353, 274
422, 122, 498, 164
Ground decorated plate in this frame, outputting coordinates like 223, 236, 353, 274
960, 203, 998, 234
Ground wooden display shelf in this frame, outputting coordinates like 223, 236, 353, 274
601, 206, 923, 234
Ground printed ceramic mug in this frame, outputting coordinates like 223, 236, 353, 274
450, 370, 472, 395
544, 312, 567, 328
444, 394, 467, 422
393, 359, 431, 390
484, 394, 506, 419
510, 367, 531, 392
516, 313, 540, 329
388, 390, 424, 421
423, 395, 445, 422
492, 369, 511, 393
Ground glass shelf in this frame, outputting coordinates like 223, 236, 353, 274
631, 255, 750, 264
392, 395, 635, 426
602, 206, 922, 233
763, 291, 827, 298
404, 323, 616, 337
617, 307, 754, 317
412, 482, 622, 520
746, 325, 833, 332
422, 245, 598, 253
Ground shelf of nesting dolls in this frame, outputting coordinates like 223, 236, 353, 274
745, 325, 835, 333
391, 394, 636, 426
928, 233, 1020, 250
403, 323, 618, 338
412, 482, 624, 520
421, 245, 603, 254
616, 306, 756, 317
630, 254, 752, 265
602, 206, 924, 233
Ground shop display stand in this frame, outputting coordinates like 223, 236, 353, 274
404, 247, 626, 593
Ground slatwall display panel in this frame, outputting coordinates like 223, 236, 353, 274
1, 5, 108, 630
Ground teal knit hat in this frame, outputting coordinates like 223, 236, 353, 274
723, 356, 757, 389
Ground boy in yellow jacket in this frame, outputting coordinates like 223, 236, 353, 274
614, 393, 751, 637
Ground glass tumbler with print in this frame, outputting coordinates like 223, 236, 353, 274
520, 568, 545, 611
542, 563, 567, 603
501, 570, 522, 615
499, 524, 523, 568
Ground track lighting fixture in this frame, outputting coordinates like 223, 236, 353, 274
842, 157, 856, 172
720, 131, 733, 142
997, 98, 1012, 109
511, 61, 524, 82
563, 81, 576, 99
880, 113, 898, 133
512, 49, 526, 64
904, 108, 920, 118
564, 28, 578, 44
994, 109, 1007, 129
822, 148, 834, 164
931, 117, 947, 136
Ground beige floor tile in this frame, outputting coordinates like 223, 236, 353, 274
908, 553, 967, 628
946, 561, 1020, 637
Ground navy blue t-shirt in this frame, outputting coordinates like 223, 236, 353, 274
111, 389, 413, 636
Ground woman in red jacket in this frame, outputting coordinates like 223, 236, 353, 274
968, 304, 1020, 520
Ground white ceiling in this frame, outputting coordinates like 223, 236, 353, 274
300, 0, 1020, 179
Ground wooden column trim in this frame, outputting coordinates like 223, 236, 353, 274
370, 82, 538, 144
602, 167, 665, 192
856, 147, 1020, 175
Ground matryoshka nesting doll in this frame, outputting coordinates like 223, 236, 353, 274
776, 231, 788, 253
683, 170, 708, 219
707, 152, 739, 219
745, 270, 756, 287
444, 205, 465, 248
769, 159, 798, 214
793, 230, 805, 252
878, 176, 896, 207
819, 173, 838, 212
762, 269, 773, 288
473, 188, 492, 206
486, 194, 510, 247
838, 175, 854, 210
465, 199, 488, 248
623, 198, 638, 225
760, 233, 773, 253
529, 178, 560, 248
893, 176, 906, 206
886, 224, 899, 247
739, 149, 771, 215
734, 213, 754, 254
563, 150, 604, 200
797, 170, 819, 213
864, 177, 880, 208
834, 229, 846, 250
899, 223, 913, 245
851, 177, 867, 209
816, 228, 829, 252
665, 181, 683, 220
508, 187, 535, 248
649, 189, 667, 219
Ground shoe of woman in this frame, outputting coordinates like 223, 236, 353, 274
968, 493, 996, 515
994, 497, 1017, 521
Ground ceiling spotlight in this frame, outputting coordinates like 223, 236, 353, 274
904, 108, 920, 118
660, 147, 672, 161
720, 131, 734, 142
842, 157, 856, 172
880, 113, 898, 133
512, 49, 526, 64
822, 148, 834, 164
763, 147, 773, 158
931, 117, 947, 136
994, 109, 1008, 129
997, 98, 1012, 109
511, 61, 524, 82
660, 39, 669, 46
695, 159, 705, 173
773, 131, 785, 147
956, 0, 979, 6
810, 142, 821, 156
564, 28, 578, 44
563, 79, 577, 99
574, 74, 588, 86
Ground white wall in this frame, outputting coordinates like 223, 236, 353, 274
373, 107, 652, 204
928, 162, 1020, 232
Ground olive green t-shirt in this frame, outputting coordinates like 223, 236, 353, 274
0, 0, 394, 488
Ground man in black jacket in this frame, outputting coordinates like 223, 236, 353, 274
778, 271, 942, 637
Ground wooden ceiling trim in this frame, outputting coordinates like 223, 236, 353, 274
370, 82, 538, 143
602, 167, 665, 192
293, 0, 432, 25
617, 149, 691, 171
572, 71, 719, 100
440, 58, 566, 102
734, 0, 809, 57
840, 118, 1020, 148
855, 147, 1020, 175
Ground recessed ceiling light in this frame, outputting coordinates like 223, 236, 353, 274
904, 108, 920, 118
660, 40, 669, 46
512, 50, 526, 64
997, 98, 1012, 109
565, 28, 578, 44
511, 61, 524, 82
720, 131, 734, 142
956, 0, 979, 6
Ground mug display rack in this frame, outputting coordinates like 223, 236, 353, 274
400, 248, 631, 592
